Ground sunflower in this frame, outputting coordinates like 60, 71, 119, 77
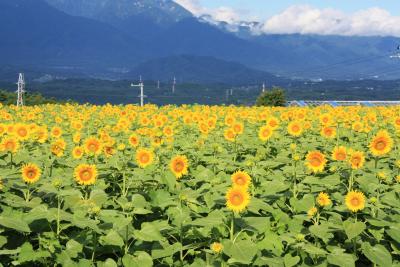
21, 163, 41, 184
232, 123, 244, 135
225, 186, 250, 213
74, 164, 98, 185
305, 151, 327, 173
287, 121, 303, 137
349, 151, 365, 170
266, 117, 279, 129
210, 242, 223, 253
163, 126, 174, 137
224, 128, 236, 142
170, 155, 189, 179
36, 126, 48, 143
84, 137, 102, 156
136, 148, 154, 168
0, 123, 6, 136
72, 146, 84, 159
258, 126, 273, 142
50, 126, 62, 138
332, 146, 347, 161
103, 146, 115, 157
73, 133, 81, 144
14, 123, 30, 141
369, 130, 393, 156
307, 206, 318, 217
345, 191, 365, 212
128, 134, 140, 147
51, 139, 66, 157
0, 137, 20, 153
224, 115, 236, 126
321, 126, 336, 139
231, 171, 251, 188
316, 192, 331, 207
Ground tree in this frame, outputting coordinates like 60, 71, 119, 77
256, 87, 286, 107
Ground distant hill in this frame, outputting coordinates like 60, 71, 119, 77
128, 55, 285, 84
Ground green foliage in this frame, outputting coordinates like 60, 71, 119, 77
0, 90, 69, 106
256, 87, 286, 106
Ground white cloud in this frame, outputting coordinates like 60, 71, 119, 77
174, 0, 244, 24
174, 2, 400, 37
261, 5, 400, 37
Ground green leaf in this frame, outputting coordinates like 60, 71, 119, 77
90, 189, 108, 207
0, 216, 30, 232
361, 243, 392, 267
97, 258, 118, 267
190, 210, 225, 227
18, 242, 51, 263
222, 239, 258, 264
134, 222, 163, 242
151, 242, 181, 259
0, 236, 7, 248
386, 225, 400, 243
66, 239, 83, 258
301, 244, 327, 255
122, 252, 153, 267
100, 230, 124, 247
343, 220, 365, 240
162, 172, 176, 191
284, 254, 300, 267
327, 252, 355, 267
309, 224, 334, 243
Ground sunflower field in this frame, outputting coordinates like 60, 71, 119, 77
0, 103, 399, 266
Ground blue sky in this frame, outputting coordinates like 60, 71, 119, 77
197, 0, 400, 19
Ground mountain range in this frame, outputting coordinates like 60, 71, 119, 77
1, 0, 400, 83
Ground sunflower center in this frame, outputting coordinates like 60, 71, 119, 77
18, 128, 27, 137
140, 153, 150, 163
5, 142, 14, 150
89, 143, 97, 151
174, 161, 184, 172
230, 193, 243, 206
375, 140, 386, 150
292, 125, 300, 132
26, 170, 36, 179
80, 170, 92, 181
310, 157, 322, 167
352, 157, 361, 165
337, 152, 346, 160
350, 197, 360, 206
235, 177, 245, 185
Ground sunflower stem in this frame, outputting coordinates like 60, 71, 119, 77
25, 184, 31, 203
56, 191, 61, 237
9, 152, 13, 169
348, 169, 354, 191
230, 212, 235, 242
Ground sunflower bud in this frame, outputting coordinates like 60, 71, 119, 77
296, 234, 305, 242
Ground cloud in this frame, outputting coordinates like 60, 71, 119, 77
261, 5, 400, 37
174, 2, 400, 37
174, 0, 244, 24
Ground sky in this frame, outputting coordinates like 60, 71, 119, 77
174, 0, 400, 36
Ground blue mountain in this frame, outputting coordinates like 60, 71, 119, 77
1, 0, 400, 81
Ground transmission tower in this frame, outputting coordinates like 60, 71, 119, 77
131, 76, 146, 107
172, 77, 176, 94
16, 73, 25, 107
